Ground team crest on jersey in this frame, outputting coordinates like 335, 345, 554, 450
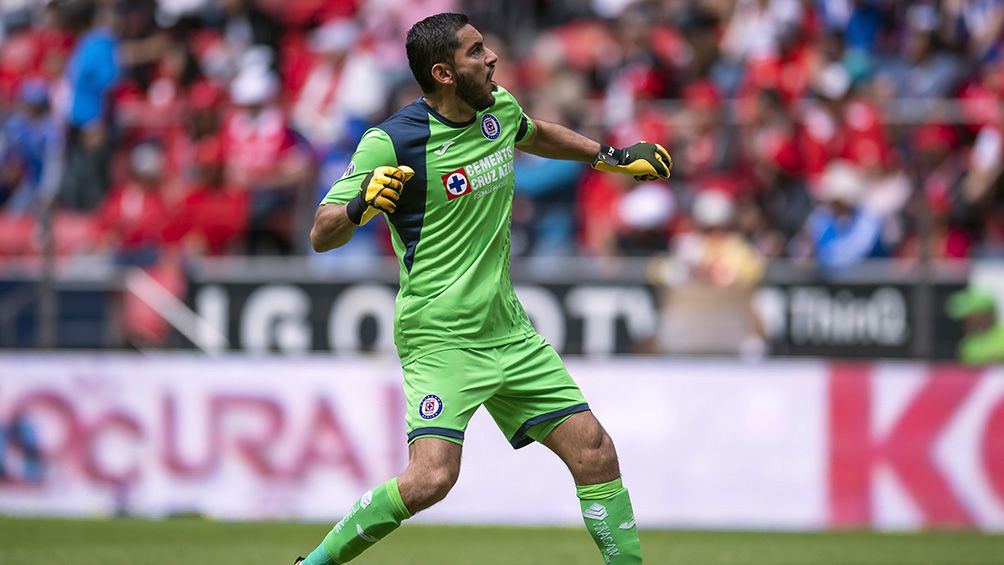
442, 168, 472, 200
419, 394, 444, 420
481, 113, 501, 140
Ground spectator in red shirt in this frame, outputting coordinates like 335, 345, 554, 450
291, 19, 386, 152
222, 65, 311, 254
897, 123, 976, 261
97, 142, 171, 265
173, 137, 248, 256
155, 79, 226, 187
116, 38, 202, 141
958, 60, 1004, 135
675, 81, 740, 180
800, 60, 851, 180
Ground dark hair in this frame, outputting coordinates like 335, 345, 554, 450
59, 0, 97, 34
406, 13, 469, 93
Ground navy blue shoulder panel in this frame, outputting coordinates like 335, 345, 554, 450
379, 100, 430, 272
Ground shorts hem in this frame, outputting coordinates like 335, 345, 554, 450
509, 403, 590, 450
407, 427, 465, 444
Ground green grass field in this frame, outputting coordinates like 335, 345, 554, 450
1, 517, 1002, 565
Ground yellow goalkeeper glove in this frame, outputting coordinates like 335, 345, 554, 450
592, 142, 672, 181
345, 165, 415, 225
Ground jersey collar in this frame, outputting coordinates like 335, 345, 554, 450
418, 97, 476, 129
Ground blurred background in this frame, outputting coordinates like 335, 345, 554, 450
1, 0, 1004, 538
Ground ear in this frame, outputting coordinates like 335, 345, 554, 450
431, 62, 455, 88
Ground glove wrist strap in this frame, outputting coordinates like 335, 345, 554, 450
594, 144, 625, 167
345, 195, 366, 225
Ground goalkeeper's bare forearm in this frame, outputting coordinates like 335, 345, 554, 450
517, 118, 601, 162
311, 165, 413, 252
310, 204, 357, 252
518, 117, 672, 180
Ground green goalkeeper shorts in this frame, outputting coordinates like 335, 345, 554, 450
402, 332, 589, 449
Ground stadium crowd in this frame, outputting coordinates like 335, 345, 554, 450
1, 0, 1003, 278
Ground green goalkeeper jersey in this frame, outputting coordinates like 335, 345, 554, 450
322, 86, 538, 364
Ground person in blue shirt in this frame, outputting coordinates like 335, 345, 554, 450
63, 0, 120, 128
1, 79, 62, 213
58, 0, 121, 211
802, 160, 887, 271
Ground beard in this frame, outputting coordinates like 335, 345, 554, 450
455, 69, 496, 111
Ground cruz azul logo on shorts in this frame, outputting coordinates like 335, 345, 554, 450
442, 168, 472, 200
481, 113, 501, 140
419, 394, 444, 420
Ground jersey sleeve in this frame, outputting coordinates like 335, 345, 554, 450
321, 128, 397, 205
515, 109, 535, 145
495, 86, 535, 145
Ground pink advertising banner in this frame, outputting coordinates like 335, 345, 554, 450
0, 355, 1001, 530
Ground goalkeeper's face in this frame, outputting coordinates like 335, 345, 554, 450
450, 24, 498, 111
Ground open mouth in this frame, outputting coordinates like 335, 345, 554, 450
487, 67, 495, 85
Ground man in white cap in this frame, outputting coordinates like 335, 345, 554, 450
803, 160, 887, 270
292, 20, 386, 149
223, 64, 310, 253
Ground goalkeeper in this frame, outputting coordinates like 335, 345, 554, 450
300, 12, 671, 565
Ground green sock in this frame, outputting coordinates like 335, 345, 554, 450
577, 477, 643, 564
303, 478, 412, 565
